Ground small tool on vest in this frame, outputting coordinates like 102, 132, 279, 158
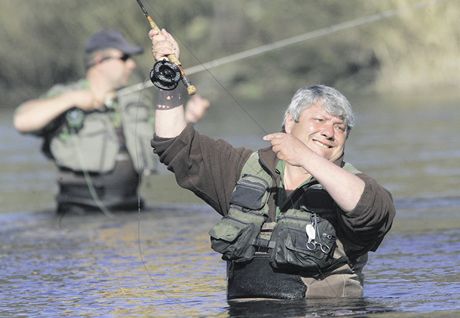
306, 223, 316, 244
136, 0, 197, 95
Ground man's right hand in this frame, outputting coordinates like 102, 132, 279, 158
14, 88, 113, 133
149, 28, 180, 61
71, 89, 114, 111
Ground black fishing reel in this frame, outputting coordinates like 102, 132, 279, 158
149, 60, 182, 90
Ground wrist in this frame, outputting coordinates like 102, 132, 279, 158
59, 91, 83, 111
156, 88, 184, 110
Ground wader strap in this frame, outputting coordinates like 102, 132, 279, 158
313, 256, 349, 279
253, 238, 276, 249
261, 222, 276, 231
253, 221, 276, 252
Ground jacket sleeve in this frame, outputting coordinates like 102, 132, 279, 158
337, 173, 396, 255
151, 124, 253, 215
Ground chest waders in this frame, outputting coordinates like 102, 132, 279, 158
209, 152, 360, 299
37, 80, 157, 212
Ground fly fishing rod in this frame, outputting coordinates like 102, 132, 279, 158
120, 0, 442, 98
135, 0, 197, 95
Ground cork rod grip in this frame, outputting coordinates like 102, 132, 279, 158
147, 16, 196, 95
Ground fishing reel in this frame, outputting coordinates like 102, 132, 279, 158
137, 0, 196, 95
65, 108, 85, 133
149, 60, 182, 90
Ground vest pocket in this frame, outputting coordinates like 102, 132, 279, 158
209, 208, 266, 262
270, 214, 343, 275
230, 174, 269, 210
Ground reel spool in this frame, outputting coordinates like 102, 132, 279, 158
66, 108, 85, 132
149, 60, 181, 90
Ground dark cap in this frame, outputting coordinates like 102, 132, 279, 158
85, 29, 144, 55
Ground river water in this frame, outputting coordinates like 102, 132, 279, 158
1, 92, 459, 317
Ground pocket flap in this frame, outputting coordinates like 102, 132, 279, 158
281, 230, 325, 261
209, 218, 246, 242
230, 174, 269, 210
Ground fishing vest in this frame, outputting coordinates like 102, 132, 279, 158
209, 151, 361, 276
44, 80, 157, 174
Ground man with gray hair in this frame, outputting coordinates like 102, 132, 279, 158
149, 29, 395, 299
284, 84, 354, 131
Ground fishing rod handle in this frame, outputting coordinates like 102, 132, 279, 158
147, 16, 197, 95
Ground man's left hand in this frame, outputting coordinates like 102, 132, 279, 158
263, 132, 310, 167
185, 95, 210, 124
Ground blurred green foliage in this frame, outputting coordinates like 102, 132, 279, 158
1, 0, 458, 108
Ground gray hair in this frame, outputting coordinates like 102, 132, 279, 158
284, 85, 355, 131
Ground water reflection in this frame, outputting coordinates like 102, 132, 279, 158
1, 203, 459, 317
227, 298, 394, 317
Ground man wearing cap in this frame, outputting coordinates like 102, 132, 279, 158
14, 29, 210, 214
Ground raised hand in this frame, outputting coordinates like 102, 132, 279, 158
263, 132, 311, 168
149, 28, 180, 61
185, 95, 211, 124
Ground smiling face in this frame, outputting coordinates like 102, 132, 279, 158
284, 101, 348, 161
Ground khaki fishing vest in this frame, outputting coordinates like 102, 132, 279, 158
45, 80, 156, 174
210, 151, 361, 275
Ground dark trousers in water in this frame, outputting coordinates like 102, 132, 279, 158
56, 157, 141, 214
227, 254, 306, 300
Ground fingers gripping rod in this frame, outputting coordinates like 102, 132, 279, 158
136, 0, 197, 95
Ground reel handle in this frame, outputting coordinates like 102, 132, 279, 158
147, 17, 197, 95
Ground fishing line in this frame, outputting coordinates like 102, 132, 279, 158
122, 0, 446, 138
134, 0, 254, 305
185, 0, 443, 75
132, 2, 170, 299
133, 76, 161, 285
74, 138, 114, 218
139, 0, 269, 135
131, 73, 175, 303
119, 0, 444, 97
57, 118, 117, 228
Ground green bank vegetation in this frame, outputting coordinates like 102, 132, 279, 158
1, 0, 458, 108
